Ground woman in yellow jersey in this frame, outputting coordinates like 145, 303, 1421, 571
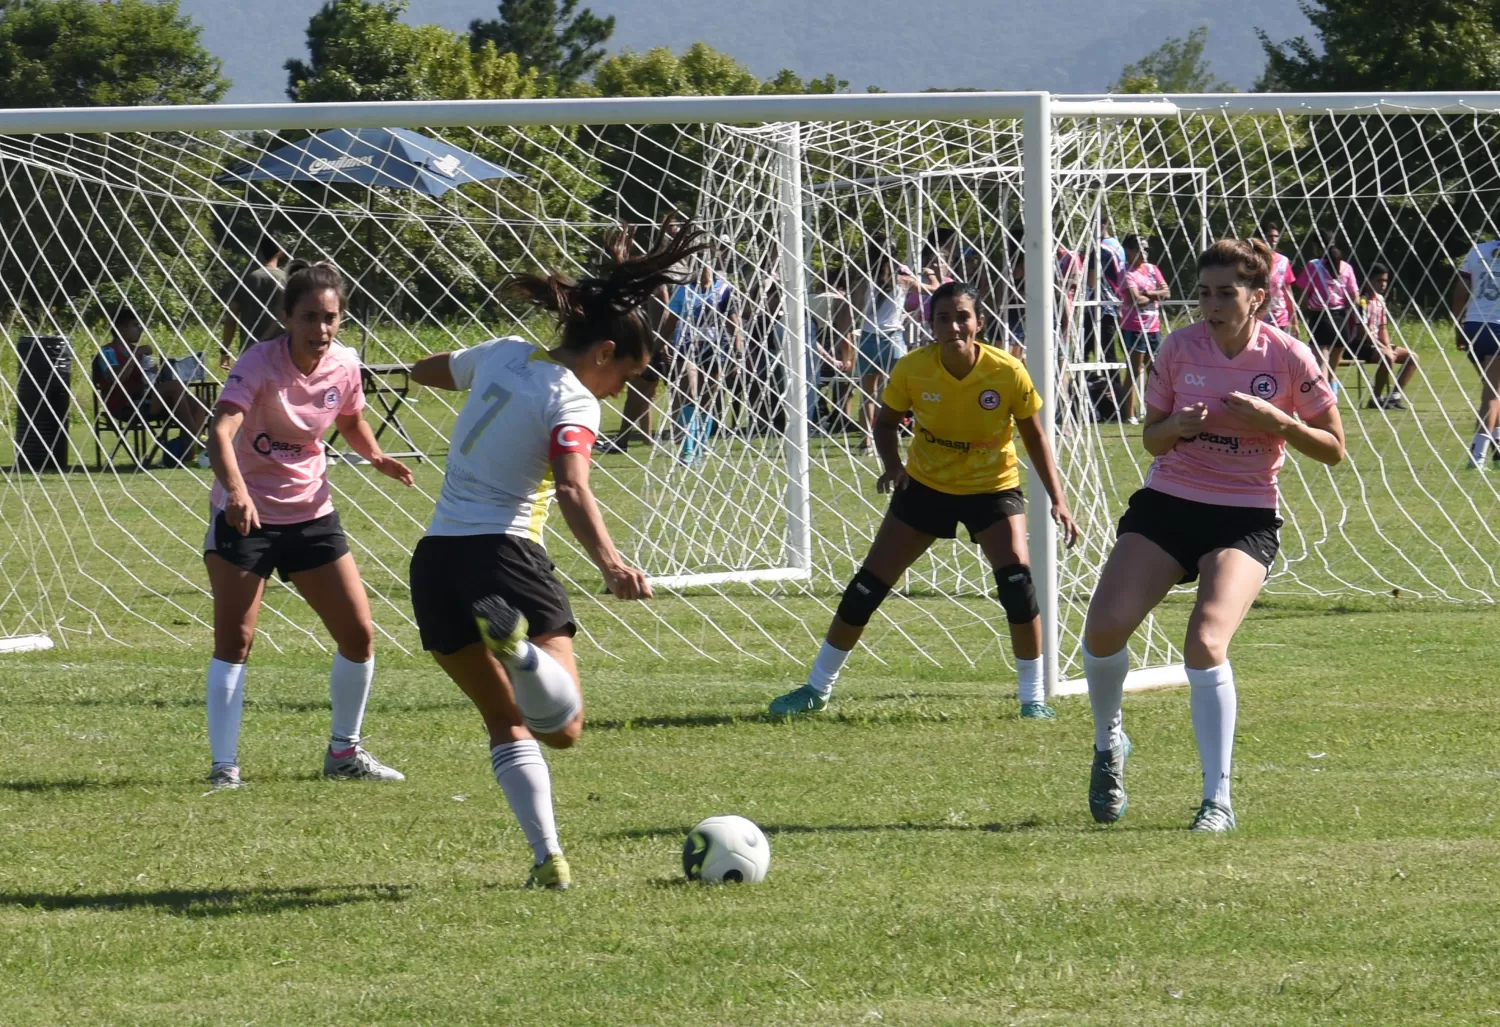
769, 282, 1079, 718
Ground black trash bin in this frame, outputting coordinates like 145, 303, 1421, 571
15, 335, 72, 472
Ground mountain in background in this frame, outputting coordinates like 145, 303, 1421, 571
183, 0, 1314, 104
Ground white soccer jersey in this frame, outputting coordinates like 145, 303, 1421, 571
1462, 240, 1500, 325
426, 338, 601, 543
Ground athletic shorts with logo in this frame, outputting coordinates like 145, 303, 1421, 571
204, 508, 350, 581
1117, 487, 1280, 584
409, 533, 576, 654
889, 478, 1025, 541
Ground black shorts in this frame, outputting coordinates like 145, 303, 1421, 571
1310, 310, 1346, 353
1464, 322, 1500, 362
889, 478, 1025, 541
204, 509, 349, 582
1117, 487, 1281, 584
409, 533, 576, 655
640, 341, 671, 386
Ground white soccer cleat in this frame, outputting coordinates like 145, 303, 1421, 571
207, 763, 242, 790
323, 746, 405, 781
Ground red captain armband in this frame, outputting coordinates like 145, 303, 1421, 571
549, 423, 597, 459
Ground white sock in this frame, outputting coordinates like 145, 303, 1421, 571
206, 658, 247, 767
329, 653, 374, 752
1472, 430, 1491, 463
504, 642, 581, 736
1084, 645, 1129, 751
1188, 662, 1236, 807
490, 740, 561, 863
1016, 656, 1045, 705
807, 640, 851, 696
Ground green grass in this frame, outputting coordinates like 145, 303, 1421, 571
1, 599, 1498, 1025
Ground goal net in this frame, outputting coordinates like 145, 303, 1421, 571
2, 94, 1497, 692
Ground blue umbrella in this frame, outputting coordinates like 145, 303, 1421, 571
215, 126, 523, 197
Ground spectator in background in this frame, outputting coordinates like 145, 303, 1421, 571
1296, 237, 1359, 395
598, 282, 672, 455
220, 235, 288, 369
1117, 234, 1170, 425
847, 241, 919, 453
1260, 219, 1300, 339
1093, 218, 1126, 364
1055, 242, 1086, 347
1452, 234, 1500, 466
1345, 264, 1417, 411
806, 273, 854, 433
92, 306, 207, 466
660, 257, 741, 464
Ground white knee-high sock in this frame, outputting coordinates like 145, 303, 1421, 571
329, 653, 374, 752
1016, 656, 1045, 705
206, 658, 247, 767
807, 640, 851, 696
1188, 662, 1236, 807
1084, 645, 1130, 751
1472, 430, 1492, 463
490, 739, 561, 863
502, 643, 581, 736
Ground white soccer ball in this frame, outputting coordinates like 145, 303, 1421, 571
682, 814, 770, 884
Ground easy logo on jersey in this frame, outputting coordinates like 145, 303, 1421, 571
252, 432, 306, 462
978, 389, 1001, 410
1249, 373, 1279, 399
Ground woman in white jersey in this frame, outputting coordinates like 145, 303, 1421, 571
407, 222, 708, 890
1081, 239, 1343, 834
1452, 237, 1500, 466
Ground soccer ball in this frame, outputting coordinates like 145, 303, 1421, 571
682, 815, 770, 884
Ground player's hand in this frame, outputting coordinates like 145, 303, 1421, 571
1172, 402, 1209, 439
876, 465, 909, 494
1052, 501, 1080, 548
1223, 391, 1290, 433
372, 455, 414, 487
225, 488, 260, 535
1457, 325, 1470, 352
603, 563, 653, 601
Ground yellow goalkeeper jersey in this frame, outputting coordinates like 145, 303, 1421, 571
881, 342, 1042, 494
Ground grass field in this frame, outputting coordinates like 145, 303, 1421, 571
3, 314, 1500, 1023
1, 598, 1498, 1025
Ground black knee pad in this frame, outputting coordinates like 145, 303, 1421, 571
995, 563, 1039, 624
835, 567, 891, 627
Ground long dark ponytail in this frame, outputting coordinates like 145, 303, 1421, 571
504, 216, 711, 361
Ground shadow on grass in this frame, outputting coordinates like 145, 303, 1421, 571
11, 696, 468, 714
0, 777, 144, 793
588, 696, 979, 733
0, 883, 411, 917
610, 819, 1047, 841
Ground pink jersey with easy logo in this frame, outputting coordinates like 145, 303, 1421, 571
211, 336, 365, 524
1119, 262, 1167, 332
1265, 252, 1294, 327
1143, 321, 1336, 509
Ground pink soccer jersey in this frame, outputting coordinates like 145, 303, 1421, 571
1119, 262, 1166, 332
211, 336, 366, 524
1266, 252, 1294, 327
1143, 320, 1336, 508
1297, 258, 1358, 312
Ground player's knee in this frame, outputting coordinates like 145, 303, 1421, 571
1184, 622, 1230, 667
835, 567, 891, 628
538, 715, 582, 750
339, 619, 375, 662
1083, 606, 1131, 657
994, 563, 1039, 625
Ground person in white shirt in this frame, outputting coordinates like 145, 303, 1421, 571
1452, 238, 1500, 466
408, 220, 709, 890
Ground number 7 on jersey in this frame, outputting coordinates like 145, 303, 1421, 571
459, 383, 512, 456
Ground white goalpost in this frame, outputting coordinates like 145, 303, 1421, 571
4, 91, 1500, 699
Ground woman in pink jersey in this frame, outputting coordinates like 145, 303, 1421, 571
202, 261, 414, 790
406, 222, 708, 889
1260, 219, 1300, 339
1117, 234, 1171, 424
1081, 238, 1344, 834
1296, 238, 1359, 388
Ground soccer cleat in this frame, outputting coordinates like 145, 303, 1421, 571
1020, 701, 1056, 720
1385, 397, 1407, 411
525, 852, 572, 890
1088, 734, 1131, 824
207, 763, 242, 790
1189, 799, 1236, 833
473, 594, 529, 663
323, 745, 405, 781
768, 684, 830, 716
